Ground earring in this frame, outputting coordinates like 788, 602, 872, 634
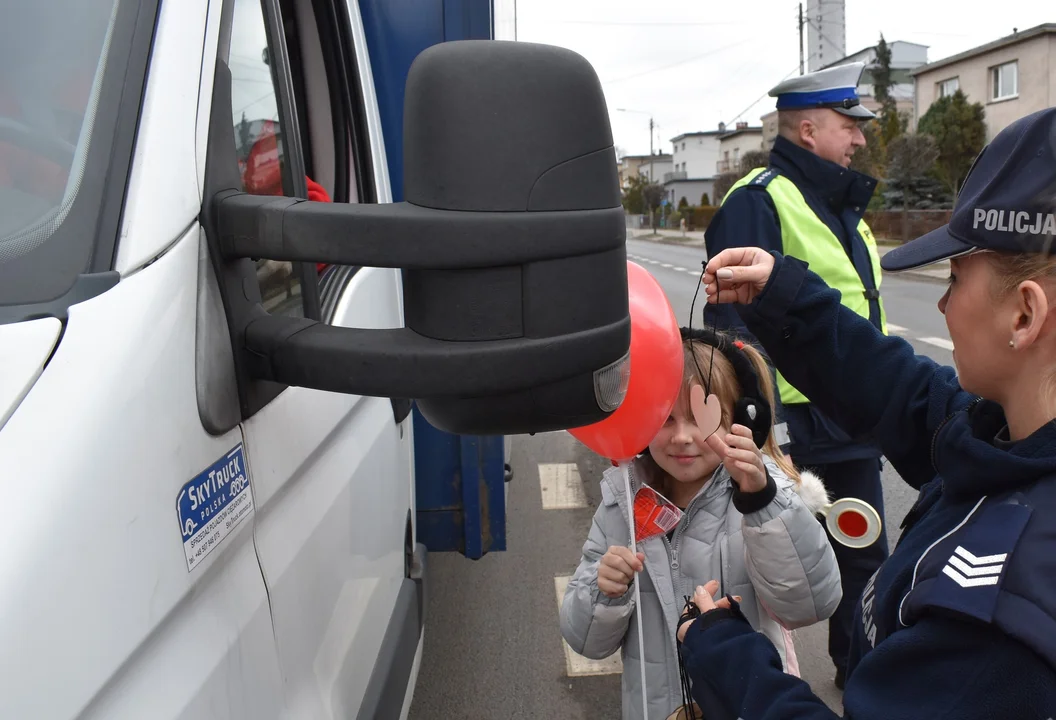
1009, 339, 1015, 348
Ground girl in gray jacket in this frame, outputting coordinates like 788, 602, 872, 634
559, 329, 841, 720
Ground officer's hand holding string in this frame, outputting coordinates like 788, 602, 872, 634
701, 247, 775, 305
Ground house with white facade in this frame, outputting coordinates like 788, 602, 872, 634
636, 154, 674, 185
717, 123, 764, 174
618, 153, 672, 189
665, 125, 727, 207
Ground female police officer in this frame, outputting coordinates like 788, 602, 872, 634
675, 106, 1056, 719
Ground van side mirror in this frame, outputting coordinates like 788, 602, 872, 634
204, 40, 629, 435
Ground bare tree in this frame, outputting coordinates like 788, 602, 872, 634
739, 150, 770, 175
642, 182, 666, 231
713, 172, 741, 205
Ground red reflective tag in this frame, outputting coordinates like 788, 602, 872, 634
634, 486, 683, 541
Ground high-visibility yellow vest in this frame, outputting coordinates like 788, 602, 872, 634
724, 167, 887, 406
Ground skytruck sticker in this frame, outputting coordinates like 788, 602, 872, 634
177, 444, 254, 572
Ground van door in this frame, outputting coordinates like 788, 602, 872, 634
202, 0, 415, 717
0, 1, 289, 718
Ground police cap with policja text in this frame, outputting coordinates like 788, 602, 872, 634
882, 106, 1056, 271
768, 62, 876, 119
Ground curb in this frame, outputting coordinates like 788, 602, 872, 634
628, 234, 708, 249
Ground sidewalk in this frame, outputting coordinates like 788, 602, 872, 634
627, 229, 949, 283
876, 243, 949, 283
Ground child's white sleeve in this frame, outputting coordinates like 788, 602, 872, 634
740, 463, 843, 629
559, 507, 636, 660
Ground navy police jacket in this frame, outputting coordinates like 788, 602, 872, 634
704, 136, 881, 465
680, 253, 1056, 719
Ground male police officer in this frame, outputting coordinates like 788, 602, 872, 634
704, 61, 887, 690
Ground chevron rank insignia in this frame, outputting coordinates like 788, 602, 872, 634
942, 546, 1006, 588
899, 498, 1032, 627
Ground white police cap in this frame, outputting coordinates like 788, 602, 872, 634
769, 62, 875, 119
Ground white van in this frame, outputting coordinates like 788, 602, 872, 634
0, 0, 628, 718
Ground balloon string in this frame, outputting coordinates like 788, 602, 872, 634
621, 461, 649, 720
688, 261, 719, 396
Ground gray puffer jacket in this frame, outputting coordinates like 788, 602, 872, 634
559, 457, 840, 720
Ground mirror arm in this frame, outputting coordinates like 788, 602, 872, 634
215, 191, 624, 269
242, 312, 629, 399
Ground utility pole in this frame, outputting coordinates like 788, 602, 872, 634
649, 116, 654, 155
798, 3, 805, 75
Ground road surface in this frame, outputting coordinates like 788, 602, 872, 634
408, 238, 954, 719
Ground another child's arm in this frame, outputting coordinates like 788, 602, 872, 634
708, 428, 842, 629
559, 507, 643, 661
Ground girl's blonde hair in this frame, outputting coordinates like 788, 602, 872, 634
640, 331, 800, 498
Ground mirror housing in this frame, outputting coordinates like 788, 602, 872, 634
205, 40, 630, 434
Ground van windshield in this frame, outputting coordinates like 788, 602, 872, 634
0, 0, 130, 319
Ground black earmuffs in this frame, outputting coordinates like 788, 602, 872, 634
679, 327, 773, 449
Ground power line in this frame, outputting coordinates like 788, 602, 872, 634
233, 90, 280, 117
724, 51, 821, 127
603, 39, 753, 84
805, 17, 845, 59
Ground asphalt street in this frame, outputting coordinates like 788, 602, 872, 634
408, 237, 956, 719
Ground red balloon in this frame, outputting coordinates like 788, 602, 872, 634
569, 261, 683, 462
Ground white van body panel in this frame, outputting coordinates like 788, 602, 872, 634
243, 266, 411, 717
0, 226, 285, 719
0, 0, 426, 716
344, 0, 392, 206
114, 0, 209, 276
0, 317, 61, 429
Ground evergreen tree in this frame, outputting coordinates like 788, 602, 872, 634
917, 90, 987, 200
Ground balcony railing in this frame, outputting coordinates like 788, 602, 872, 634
663, 170, 687, 183
716, 159, 736, 173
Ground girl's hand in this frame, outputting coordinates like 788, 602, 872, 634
705, 424, 767, 493
677, 580, 741, 642
702, 247, 775, 305
598, 546, 645, 598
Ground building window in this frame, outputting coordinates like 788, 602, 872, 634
938, 77, 959, 98
991, 61, 1018, 101
682, 142, 686, 151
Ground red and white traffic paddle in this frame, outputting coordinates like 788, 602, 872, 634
818, 497, 883, 548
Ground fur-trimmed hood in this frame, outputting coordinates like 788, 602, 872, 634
792, 469, 830, 515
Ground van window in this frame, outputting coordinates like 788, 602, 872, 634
228, 0, 312, 318
0, 0, 147, 319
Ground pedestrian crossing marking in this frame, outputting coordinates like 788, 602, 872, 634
554, 575, 624, 677
886, 323, 907, 335
539, 463, 588, 509
920, 336, 955, 351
